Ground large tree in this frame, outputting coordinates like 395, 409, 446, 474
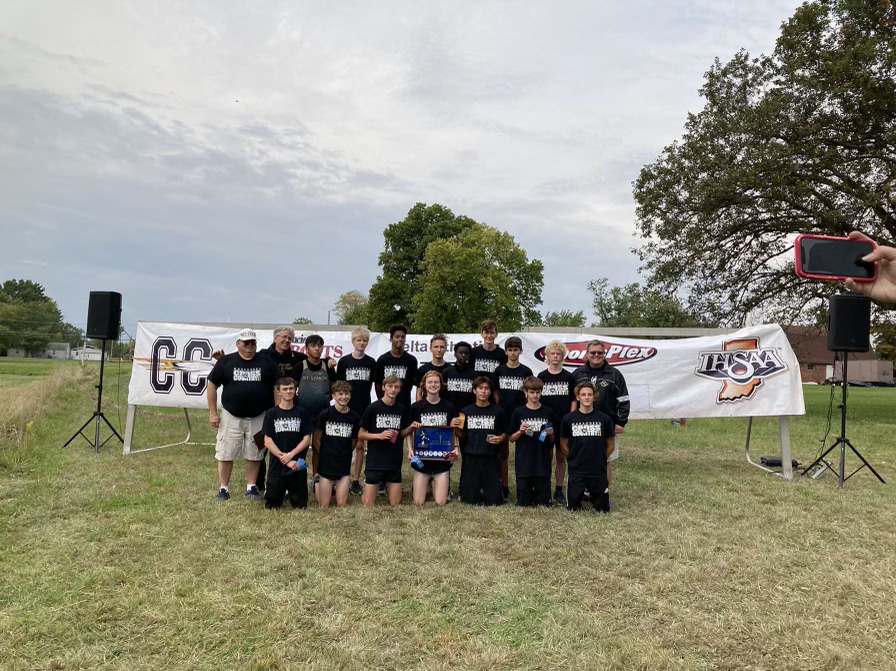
541, 310, 587, 328
332, 290, 369, 326
0, 280, 64, 354
410, 224, 544, 333
367, 203, 478, 329
633, 0, 896, 326
588, 278, 707, 328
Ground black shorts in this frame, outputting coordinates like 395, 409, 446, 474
567, 473, 609, 512
411, 459, 452, 476
317, 470, 350, 482
364, 468, 402, 485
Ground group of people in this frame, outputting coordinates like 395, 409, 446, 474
206, 319, 630, 512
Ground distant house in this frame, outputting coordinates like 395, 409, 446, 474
784, 326, 884, 383
6, 342, 71, 359
70, 346, 107, 361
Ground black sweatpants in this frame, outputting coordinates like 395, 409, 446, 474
516, 475, 551, 507
460, 455, 503, 506
567, 473, 609, 512
265, 468, 308, 509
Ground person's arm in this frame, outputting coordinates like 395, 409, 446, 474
206, 381, 220, 428
559, 437, 569, 456
285, 434, 312, 462
606, 437, 616, 460
844, 231, 896, 303
615, 373, 630, 434
312, 428, 322, 453
359, 427, 392, 441
264, 434, 284, 460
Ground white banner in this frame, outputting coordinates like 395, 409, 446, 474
129, 322, 805, 419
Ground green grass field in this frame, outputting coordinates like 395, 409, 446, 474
1, 358, 895, 670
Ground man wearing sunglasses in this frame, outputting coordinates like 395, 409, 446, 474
207, 329, 280, 503
571, 340, 630, 485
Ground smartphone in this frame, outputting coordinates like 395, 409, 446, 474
794, 234, 876, 282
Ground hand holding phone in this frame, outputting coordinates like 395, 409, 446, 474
843, 231, 896, 304
795, 234, 876, 282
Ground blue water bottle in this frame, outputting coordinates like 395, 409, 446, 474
539, 422, 552, 443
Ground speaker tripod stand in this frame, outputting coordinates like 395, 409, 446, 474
63, 339, 123, 453
801, 351, 885, 487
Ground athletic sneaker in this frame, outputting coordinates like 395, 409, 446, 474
215, 488, 230, 503
554, 489, 566, 506
349, 481, 362, 495
378, 483, 387, 496
245, 486, 262, 501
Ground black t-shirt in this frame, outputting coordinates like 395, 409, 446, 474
459, 403, 506, 457
262, 404, 312, 475
442, 364, 476, 412
470, 344, 507, 382
509, 405, 554, 478
414, 361, 450, 387
560, 409, 615, 477
409, 397, 456, 473
208, 352, 279, 418
496, 363, 533, 414
316, 405, 360, 477
296, 359, 336, 419
259, 344, 306, 382
360, 399, 409, 471
538, 368, 575, 425
375, 351, 418, 410
336, 353, 376, 416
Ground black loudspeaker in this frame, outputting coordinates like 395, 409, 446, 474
86, 291, 122, 340
828, 293, 870, 352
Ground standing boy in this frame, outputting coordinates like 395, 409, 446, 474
560, 381, 615, 512
457, 376, 506, 506
495, 336, 532, 499
442, 341, 476, 412
508, 376, 554, 507
538, 340, 575, 505
336, 327, 377, 494
262, 377, 313, 509
296, 334, 337, 426
470, 319, 507, 384
313, 381, 360, 508
374, 324, 418, 412
415, 333, 450, 401
359, 375, 412, 507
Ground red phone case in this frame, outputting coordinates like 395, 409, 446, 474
794, 234, 877, 282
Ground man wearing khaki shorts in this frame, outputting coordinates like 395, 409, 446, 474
207, 329, 280, 503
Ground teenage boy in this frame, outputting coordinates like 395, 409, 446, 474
262, 377, 313, 509
508, 376, 554, 507
358, 375, 412, 507
571, 340, 630, 484
313, 381, 360, 508
457, 376, 506, 506
538, 340, 575, 505
296, 334, 337, 426
375, 324, 418, 412
415, 334, 450, 402
495, 336, 532, 499
408, 370, 461, 506
336, 327, 377, 494
207, 329, 279, 503
560, 381, 615, 512
470, 319, 507, 384
442, 341, 476, 411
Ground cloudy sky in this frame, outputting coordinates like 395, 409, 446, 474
1, 0, 803, 336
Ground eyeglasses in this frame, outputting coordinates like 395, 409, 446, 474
241, 340, 257, 346
588, 351, 605, 357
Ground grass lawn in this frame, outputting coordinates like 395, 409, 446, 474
1, 359, 895, 670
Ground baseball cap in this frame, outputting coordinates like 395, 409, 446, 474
237, 329, 257, 342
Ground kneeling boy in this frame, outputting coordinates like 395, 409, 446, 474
313, 381, 361, 508
559, 381, 615, 512
358, 375, 412, 507
457, 376, 506, 506
262, 377, 313, 509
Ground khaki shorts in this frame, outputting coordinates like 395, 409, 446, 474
215, 408, 265, 462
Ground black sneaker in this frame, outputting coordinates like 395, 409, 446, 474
554, 489, 566, 506
349, 481, 362, 495
215, 488, 230, 503
378, 483, 387, 496
245, 486, 262, 501
582, 489, 591, 503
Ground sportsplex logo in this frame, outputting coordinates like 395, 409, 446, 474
533, 341, 657, 367
695, 338, 787, 403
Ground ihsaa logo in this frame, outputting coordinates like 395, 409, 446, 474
695, 338, 787, 403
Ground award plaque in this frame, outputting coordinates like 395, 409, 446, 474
413, 427, 455, 460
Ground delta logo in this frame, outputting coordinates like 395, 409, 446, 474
534, 341, 657, 367
694, 338, 787, 404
